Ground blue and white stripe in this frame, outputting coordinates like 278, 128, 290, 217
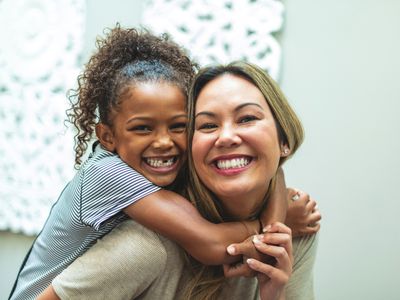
9, 143, 160, 300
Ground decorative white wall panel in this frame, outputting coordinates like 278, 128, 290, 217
142, 0, 284, 80
0, 0, 85, 235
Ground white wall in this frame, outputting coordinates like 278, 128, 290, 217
1, 0, 399, 299
281, 1, 400, 299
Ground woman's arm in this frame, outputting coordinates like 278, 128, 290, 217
123, 190, 260, 265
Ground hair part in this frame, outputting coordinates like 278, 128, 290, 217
67, 24, 197, 168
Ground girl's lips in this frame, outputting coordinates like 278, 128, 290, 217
142, 156, 180, 173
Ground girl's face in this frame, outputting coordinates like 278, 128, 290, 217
192, 74, 283, 218
106, 82, 187, 187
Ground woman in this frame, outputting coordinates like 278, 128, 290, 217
39, 61, 318, 300
182, 61, 317, 299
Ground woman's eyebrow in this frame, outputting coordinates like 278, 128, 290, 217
195, 111, 215, 119
235, 102, 263, 112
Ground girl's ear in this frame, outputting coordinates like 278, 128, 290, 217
95, 123, 116, 152
280, 144, 291, 157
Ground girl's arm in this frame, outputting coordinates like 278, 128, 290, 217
123, 167, 288, 266
123, 190, 259, 265
37, 285, 59, 300
285, 188, 321, 237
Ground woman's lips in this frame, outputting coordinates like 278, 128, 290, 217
211, 155, 253, 175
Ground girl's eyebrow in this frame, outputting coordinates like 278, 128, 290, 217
195, 102, 263, 119
127, 113, 187, 124
171, 114, 188, 120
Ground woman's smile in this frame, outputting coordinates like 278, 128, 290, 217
211, 154, 253, 175
192, 74, 283, 216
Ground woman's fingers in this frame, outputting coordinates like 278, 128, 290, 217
253, 237, 292, 269
247, 258, 290, 285
263, 222, 292, 235
223, 261, 256, 278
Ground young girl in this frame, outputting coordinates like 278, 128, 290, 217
9, 26, 319, 300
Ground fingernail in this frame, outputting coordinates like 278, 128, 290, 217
227, 245, 236, 255
263, 225, 271, 232
252, 235, 262, 244
246, 258, 254, 265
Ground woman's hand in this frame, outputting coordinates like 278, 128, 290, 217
223, 234, 276, 278
285, 188, 321, 237
246, 222, 293, 300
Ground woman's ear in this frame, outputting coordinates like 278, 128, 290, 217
280, 144, 291, 157
95, 123, 116, 152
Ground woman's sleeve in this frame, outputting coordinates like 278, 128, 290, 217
80, 156, 161, 230
285, 233, 319, 300
52, 221, 167, 300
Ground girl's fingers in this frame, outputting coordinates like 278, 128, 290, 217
305, 198, 317, 212
301, 223, 321, 235
308, 210, 322, 224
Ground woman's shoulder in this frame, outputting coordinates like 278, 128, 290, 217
98, 220, 170, 265
285, 234, 319, 300
292, 233, 319, 267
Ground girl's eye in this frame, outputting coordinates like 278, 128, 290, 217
131, 125, 151, 133
170, 122, 187, 133
238, 115, 258, 124
197, 123, 217, 131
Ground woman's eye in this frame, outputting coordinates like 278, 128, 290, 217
197, 123, 217, 131
170, 122, 187, 133
239, 115, 258, 124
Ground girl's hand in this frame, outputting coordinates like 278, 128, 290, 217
246, 222, 293, 300
285, 188, 321, 237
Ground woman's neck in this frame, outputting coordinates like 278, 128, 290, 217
219, 184, 270, 221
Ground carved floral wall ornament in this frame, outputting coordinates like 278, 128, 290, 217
0, 0, 85, 235
142, 0, 284, 80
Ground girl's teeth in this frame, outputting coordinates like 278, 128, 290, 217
217, 158, 249, 169
146, 158, 175, 168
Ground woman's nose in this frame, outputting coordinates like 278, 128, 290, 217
214, 125, 241, 148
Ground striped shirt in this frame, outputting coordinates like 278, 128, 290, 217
9, 143, 161, 300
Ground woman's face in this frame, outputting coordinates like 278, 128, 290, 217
192, 74, 283, 218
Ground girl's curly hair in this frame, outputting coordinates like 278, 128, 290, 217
67, 24, 197, 168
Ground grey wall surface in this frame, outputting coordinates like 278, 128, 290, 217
281, 1, 400, 299
1, 0, 399, 299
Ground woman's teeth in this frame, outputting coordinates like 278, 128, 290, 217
216, 158, 250, 169
146, 158, 175, 168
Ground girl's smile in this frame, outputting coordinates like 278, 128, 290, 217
98, 81, 187, 187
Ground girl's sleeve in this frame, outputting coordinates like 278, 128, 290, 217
80, 156, 161, 230
285, 233, 319, 300
52, 221, 167, 299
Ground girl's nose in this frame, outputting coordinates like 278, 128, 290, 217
153, 134, 174, 150
214, 125, 241, 148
